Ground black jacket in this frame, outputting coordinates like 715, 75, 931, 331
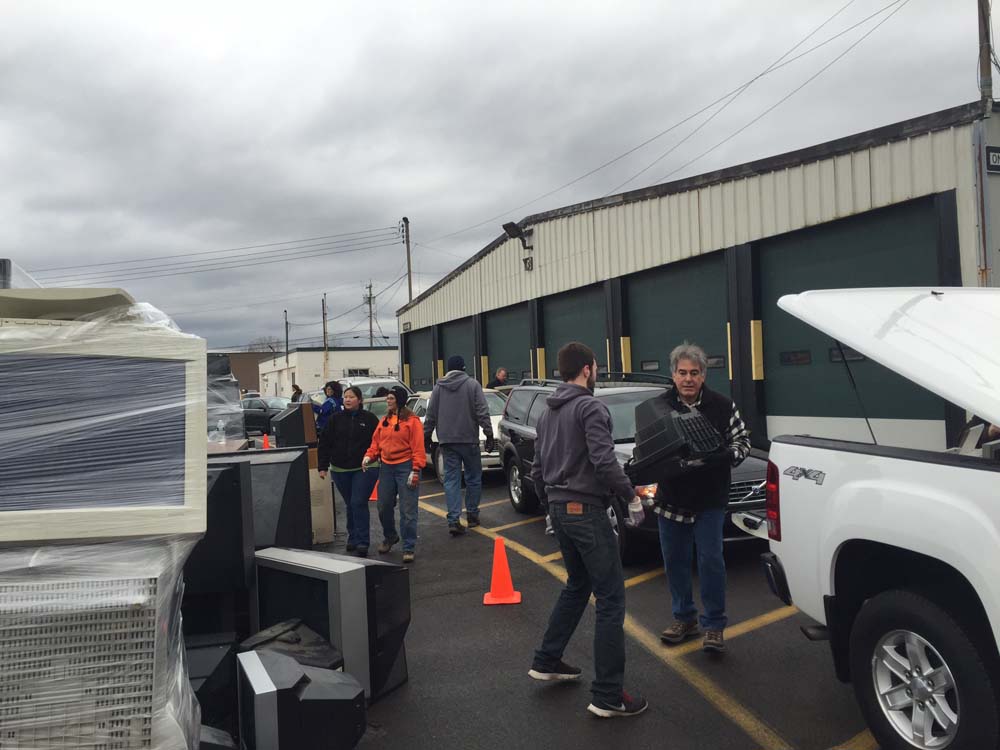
530, 383, 635, 508
317, 408, 380, 471
655, 385, 750, 512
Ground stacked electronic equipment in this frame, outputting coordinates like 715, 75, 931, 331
0, 266, 205, 749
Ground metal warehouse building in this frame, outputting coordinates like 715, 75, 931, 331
396, 100, 1000, 451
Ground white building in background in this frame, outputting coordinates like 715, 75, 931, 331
258, 346, 399, 397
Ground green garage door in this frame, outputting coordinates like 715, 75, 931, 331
440, 317, 475, 380
405, 327, 434, 390
626, 251, 729, 394
542, 285, 606, 378
760, 197, 944, 427
485, 304, 531, 383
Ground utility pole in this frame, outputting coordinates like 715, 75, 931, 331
402, 216, 413, 302
322, 293, 329, 380
364, 281, 375, 347
284, 309, 289, 365
980, 0, 993, 108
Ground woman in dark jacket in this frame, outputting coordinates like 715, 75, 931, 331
318, 386, 380, 556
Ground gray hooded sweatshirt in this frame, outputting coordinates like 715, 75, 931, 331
530, 383, 635, 508
423, 370, 493, 445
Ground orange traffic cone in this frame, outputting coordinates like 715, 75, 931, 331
369, 480, 379, 502
483, 537, 521, 605
262, 434, 271, 450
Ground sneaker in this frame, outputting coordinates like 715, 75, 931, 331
544, 514, 555, 536
466, 514, 480, 528
528, 660, 582, 682
402, 551, 415, 563
660, 620, 700, 644
377, 536, 399, 554
448, 522, 466, 536
587, 690, 648, 718
345, 544, 357, 552
703, 629, 726, 653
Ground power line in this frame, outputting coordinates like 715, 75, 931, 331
43, 233, 401, 285
49, 239, 404, 286
426, 0, 908, 244
651, 0, 913, 186
605, 0, 860, 195
29, 225, 398, 274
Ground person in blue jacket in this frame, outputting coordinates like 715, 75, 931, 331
314, 380, 343, 432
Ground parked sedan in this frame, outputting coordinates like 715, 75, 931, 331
408, 389, 507, 481
240, 396, 291, 434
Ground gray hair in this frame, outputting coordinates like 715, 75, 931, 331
670, 342, 708, 373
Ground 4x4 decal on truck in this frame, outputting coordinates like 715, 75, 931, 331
784, 466, 826, 485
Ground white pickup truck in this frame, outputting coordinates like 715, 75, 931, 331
752, 288, 1000, 750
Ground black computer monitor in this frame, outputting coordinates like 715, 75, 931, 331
254, 548, 410, 702
237, 650, 365, 750
183, 463, 258, 638
271, 403, 317, 448
208, 449, 312, 550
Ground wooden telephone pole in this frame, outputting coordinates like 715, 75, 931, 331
364, 281, 375, 347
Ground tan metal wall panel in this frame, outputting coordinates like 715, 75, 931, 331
398, 124, 980, 331
870, 142, 894, 208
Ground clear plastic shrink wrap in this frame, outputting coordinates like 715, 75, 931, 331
0, 290, 207, 541
0, 280, 207, 748
0, 258, 42, 289
0, 537, 200, 749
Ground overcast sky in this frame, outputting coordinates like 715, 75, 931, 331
0, 0, 979, 350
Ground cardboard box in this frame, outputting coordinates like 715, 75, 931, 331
307, 450, 334, 544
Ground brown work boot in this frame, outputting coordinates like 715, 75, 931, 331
659, 619, 700, 644
703, 629, 726, 653
377, 535, 399, 554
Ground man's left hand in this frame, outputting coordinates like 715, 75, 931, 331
484, 435, 496, 453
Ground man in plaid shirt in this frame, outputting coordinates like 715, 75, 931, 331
655, 342, 750, 654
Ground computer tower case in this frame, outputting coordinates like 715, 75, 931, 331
629, 393, 724, 484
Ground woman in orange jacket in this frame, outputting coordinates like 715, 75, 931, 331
363, 385, 426, 563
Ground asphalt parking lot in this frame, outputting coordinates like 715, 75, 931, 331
325, 471, 879, 750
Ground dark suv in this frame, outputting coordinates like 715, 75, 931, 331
498, 377, 768, 562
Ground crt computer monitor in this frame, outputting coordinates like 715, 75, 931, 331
0, 288, 207, 542
255, 547, 410, 701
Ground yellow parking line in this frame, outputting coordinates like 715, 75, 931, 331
487, 516, 546, 532
420, 491, 445, 500
624, 568, 664, 588
417, 499, 792, 750
477, 498, 510, 509
828, 729, 877, 750
540, 551, 563, 563
669, 605, 799, 657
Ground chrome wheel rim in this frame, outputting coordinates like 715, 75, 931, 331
435, 450, 445, 480
871, 629, 959, 749
509, 464, 521, 506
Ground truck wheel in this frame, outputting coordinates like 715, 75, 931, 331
849, 589, 999, 750
605, 498, 639, 565
433, 447, 447, 483
507, 461, 538, 513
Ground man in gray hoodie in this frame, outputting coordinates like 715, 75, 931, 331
423, 355, 495, 535
527, 341, 648, 718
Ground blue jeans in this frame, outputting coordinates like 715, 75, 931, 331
534, 503, 626, 704
377, 460, 419, 552
441, 443, 482, 524
332, 470, 378, 548
658, 509, 728, 631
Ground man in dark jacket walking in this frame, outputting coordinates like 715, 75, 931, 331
423, 355, 495, 534
656, 342, 750, 654
527, 342, 647, 719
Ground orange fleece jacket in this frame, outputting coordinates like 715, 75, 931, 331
365, 414, 427, 469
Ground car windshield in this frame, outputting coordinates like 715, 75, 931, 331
485, 392, 506, 416
356, 380, 403, 398
598, 389, 665, 442
266, 397, 291, 409
367, 399, 390, 418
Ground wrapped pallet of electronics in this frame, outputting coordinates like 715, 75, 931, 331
0, 280, 207, 749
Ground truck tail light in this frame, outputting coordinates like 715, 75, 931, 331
765, 460, 781, 542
